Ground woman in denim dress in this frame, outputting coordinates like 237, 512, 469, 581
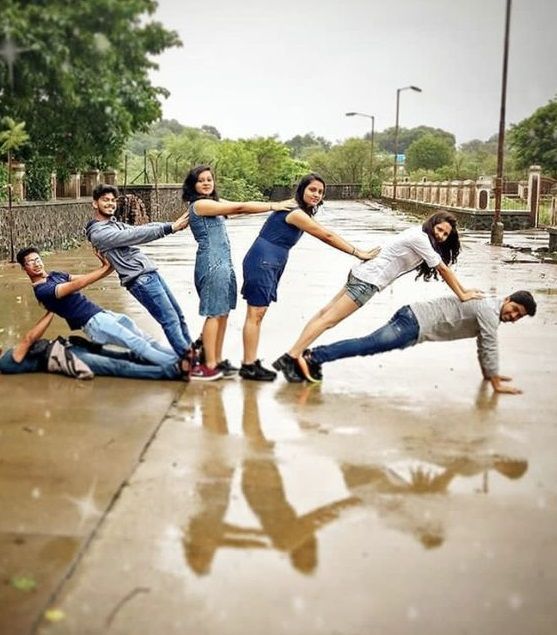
182, 165, 293, 381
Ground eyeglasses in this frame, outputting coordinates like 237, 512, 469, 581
24, 257, 42, 266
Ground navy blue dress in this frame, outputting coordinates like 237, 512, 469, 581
241, 211, 304, 307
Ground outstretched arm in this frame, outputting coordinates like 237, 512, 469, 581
286, 210, 380, 260
193, 198, 296, 217
12, 312, 55, 363
55, 254, 113, 299
436, 262, 483, 301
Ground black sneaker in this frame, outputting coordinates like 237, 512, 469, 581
272, 353, 304, 383
297, 349, 323, 383
217, 359, 239, 378
192, 337, 205, 365
239, 359, 277, 382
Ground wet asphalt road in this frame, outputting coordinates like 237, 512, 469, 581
1, 202, 556, 635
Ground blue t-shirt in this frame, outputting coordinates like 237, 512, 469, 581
33, 272, 103, 330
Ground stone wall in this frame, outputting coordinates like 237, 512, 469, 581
382, 198, 531, 230
0, 186, 185, 261
119, 185, 185, 221
0, 200, 92, 261
380, 166, 551, 229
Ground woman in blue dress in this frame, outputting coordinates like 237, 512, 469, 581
240, 173, 380, 381
182, 165, 293, 381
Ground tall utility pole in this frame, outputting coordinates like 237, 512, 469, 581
491, 0, 512, 246
393, 85, 422, 204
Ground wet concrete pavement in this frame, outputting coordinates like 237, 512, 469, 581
1, 203, 557, 635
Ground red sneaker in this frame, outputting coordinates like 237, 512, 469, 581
190, 364, 223, 382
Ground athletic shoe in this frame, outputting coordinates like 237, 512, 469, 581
217, 359, 239, 378
239, 359, 277, 382
190, 364, 223, 381
192, 337, 205, 365
272, 353, 304, 383
296, 349, 322, 383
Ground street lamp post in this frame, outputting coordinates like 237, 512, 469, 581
392, 85, 422, 204
345, 112, 375, 191
491, 0, 512, 246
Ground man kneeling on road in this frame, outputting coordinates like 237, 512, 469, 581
287, 291, 536, 395
0, 312, 182, 380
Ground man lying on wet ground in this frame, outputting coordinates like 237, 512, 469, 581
16, 246, 181, 370
279, 290, 536, 395
0, 312, 183, 380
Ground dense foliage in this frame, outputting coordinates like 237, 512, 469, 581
509, 98, 557, 177
0, 0, 180, 180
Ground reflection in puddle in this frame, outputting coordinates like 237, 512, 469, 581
179, 382, 529, 574
183, 383, 358, 576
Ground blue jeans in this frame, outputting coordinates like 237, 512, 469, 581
83, 310, 178, 367
311, 305, 420, 364
0, 345, 180, 380
127, 271, 192, 357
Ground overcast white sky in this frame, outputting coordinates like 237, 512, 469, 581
149, 0, 557, 146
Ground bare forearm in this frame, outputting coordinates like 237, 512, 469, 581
12, 312, 54, 362
438, 264, 465, 299
56, 265, 112, 298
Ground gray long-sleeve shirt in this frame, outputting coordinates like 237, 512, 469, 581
85, 217, 173, 286
410, 296, 502, 378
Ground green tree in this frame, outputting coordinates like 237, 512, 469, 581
0, 0, 180, 176
0, 116, 29, 162
241, 137, 308, 192
285, 133, 331, 159
509, 98, 557, 176
0, 116, 29, 194
162, 128, 219, 180
376, 126, 455, 155
406, 134, 455, 172
306, 138, 370, 183
214, 139, 262, 199
201, 125, 221, 140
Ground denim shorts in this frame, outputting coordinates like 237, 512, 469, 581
344, 272, 379, 307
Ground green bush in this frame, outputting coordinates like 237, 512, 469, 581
218, 176, 263, 201
24, 157, 54, 201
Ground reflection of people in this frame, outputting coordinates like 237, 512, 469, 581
181, 165, 294, 381
241, 173, 379, 382
275, 211, 483, 382
0, 311, 181, 380
183, 383, 358, 575
16, 246, 178, 369
296, 291, 536, 394
341, 452, 528, 549
85, 184, 193, 375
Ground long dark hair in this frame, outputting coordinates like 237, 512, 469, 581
181, 165, 219, 203
294, 173, 326, 217
416, 210, 461, 281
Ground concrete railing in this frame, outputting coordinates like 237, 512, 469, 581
381, 166, 550, 230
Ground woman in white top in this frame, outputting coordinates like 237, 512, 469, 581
273, 210, 483, 382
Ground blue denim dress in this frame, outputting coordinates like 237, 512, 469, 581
188, 203, 237, 316
241, 211, 304, 306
